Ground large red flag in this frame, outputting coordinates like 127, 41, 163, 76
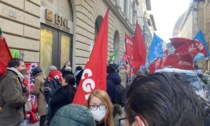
131, 21, 146, 75
73, 9, 109, 105
171, 37, 207, 56
125, 34, 134, 64
162, 53, 195, 70
0, 34, 12, 76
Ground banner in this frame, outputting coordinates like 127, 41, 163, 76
0, 31, 12, 76
193, 31, 210, 61
149, 33, 164, 63
171, 37, 207, 56
125, 34, 134, 64
148, 50, 168, 74
162, 53, 194, 70
10, 49, 20, 58
25, 63, 39, 105
109, 48, 119, 64
131, 21, 146, 75
73, 9, 109, 105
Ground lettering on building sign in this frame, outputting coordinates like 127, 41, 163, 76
45, 9, 69, 29
178, 61, 191, 66
81, 68, 95, 100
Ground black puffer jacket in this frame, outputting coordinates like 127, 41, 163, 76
49, 85, 76, 121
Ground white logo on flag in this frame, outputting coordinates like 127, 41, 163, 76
154, 42, 163, 57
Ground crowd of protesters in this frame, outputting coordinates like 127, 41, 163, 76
0, 58, 210, 126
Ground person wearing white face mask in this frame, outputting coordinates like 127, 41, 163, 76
86, 89, 114, 126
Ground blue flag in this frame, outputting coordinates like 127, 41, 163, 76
193, 30, 210, 61
149, 33, 164, 63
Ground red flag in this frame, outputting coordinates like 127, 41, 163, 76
73, 9, 109, 105
125, 34, 134, 64
0, 36, 12, 76
148, 58, 163, 74
162, 53, 195, 70
131, 21, 146, 75
170, 37, 207, 56
148, 50, 169, 74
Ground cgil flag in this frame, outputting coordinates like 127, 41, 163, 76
193, 30, 210, 61
0, 28, 12, 76
149, 33, 164, 63
108, 48, 119, 64
171, 37, 207, 56
73, 9, 109, 105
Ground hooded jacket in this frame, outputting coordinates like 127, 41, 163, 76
107, 71, 121, 104
50, 104, 96, 126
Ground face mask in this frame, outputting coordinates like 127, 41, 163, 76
90, 108, 106, 122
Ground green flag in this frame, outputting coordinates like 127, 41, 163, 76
10, 49, 20, 58
109, 48, 119, 64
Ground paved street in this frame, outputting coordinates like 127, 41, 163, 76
20, 120, 39, 126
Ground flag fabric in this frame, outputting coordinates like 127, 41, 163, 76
162, 53, 195, 70
149, 33, 164, 63
10, 49, 20, 58
122, 53, 127, 62
170, 37, 207, 56
0, 29, 12, 76
108, 48, 118, 64
193, 31, 210, 61
148, 50, 168, 74
131, 21, 146, 75
73, 9, 109, 105
125, 34, 134, 64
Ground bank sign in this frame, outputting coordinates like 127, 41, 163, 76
42, 8, 70, 32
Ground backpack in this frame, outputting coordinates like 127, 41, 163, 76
40, 78, 61, 104
115, 84, 126, 107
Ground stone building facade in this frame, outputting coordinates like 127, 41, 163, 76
0, 0, 154, 73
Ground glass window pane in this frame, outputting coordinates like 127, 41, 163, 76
40, 28, 53, 75
60, 34, 71, 68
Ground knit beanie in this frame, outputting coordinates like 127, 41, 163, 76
32, 67, 42, 77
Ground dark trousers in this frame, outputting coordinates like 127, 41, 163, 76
40, 115, 46, 126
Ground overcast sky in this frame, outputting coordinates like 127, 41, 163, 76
150, 0, 191, 42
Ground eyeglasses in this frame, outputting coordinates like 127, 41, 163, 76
89, 104, 107, 111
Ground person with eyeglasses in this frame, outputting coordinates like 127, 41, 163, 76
125, 72, 204, 126
86, 89, 114, 126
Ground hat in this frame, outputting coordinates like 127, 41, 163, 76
32, 67, 42, 77
48, 70, 62, 82
50, 104, 96, 126
110, 63, 119, 70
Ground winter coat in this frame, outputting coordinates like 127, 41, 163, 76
49, 85, 75, 121
107, 71, 121, 104
50, 104, 96, 126
0, 68, 27, 126
31, 72, 46, 116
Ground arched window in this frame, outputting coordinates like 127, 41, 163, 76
113, 30, 120, 63
95, 15, 103, 40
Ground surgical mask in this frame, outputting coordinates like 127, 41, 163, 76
90, 108, 106, 122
